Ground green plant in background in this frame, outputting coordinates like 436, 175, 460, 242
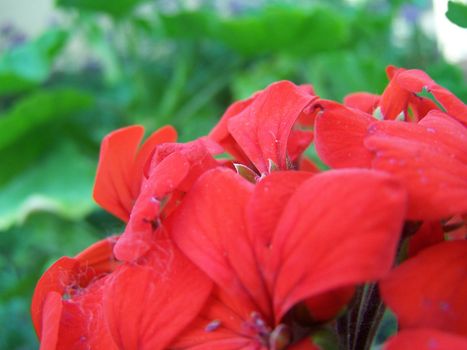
446, 0, 467, 28
0, 0, 465, 348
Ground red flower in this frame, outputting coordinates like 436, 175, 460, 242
31, 237, 119, 349
93, 125, 177, 222
32, 234, 213, 350
113, 137, 220, 262
315, 103, 467, 220
338, 66, 466, 124
210, 81, 318, 175
168, 167, 406, 348
104, 237, 213, 350
392, 67, 467, 124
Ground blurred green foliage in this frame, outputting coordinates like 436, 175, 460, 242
446, 1, 467, 28
0, 0, 465, 348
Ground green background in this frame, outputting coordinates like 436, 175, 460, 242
0, 0, 466, 348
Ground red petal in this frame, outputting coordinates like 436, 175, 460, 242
304, 286, 355, 321
39, 292, 62, 350
169, 287, 257, 349
93, 126, 145, 221
104, 240, 213, 350
130, 125, 177, 192
344, 92, 381, 114
418, 110, 467, 163
396, 69, 467, 124
228, 81, 316, 174
407, 221, 444, 257
32, 239, 118, 341
270, 169, 407, 321
380, 67, 411, 120
116, 139, 220, 263
289, 338, 321, 350
151, 139, 219, 192
287, 129, 314, 163
93, 125, 177, 221
209, 96, 257, 167
32, 257, 117, 349
31, 257, 78, 336
56, 276, 116, 349
170, 168, 274, 320
115, 145, 213, 262
364, 114, 467, 220
380, 241, 467, 336
298, 157, 321, 173
247, 171, 313, 274
314, 101, 374, 168
74, 236, 119, 281
408, 95, 439, 121
384, 329, 467, 350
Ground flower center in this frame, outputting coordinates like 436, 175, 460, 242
242, 312, 292, 350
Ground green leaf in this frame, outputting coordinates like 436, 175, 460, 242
304, 51, 388, 101
159, 10, 214, 38
0, 29, 68, 95
446, 1, 467, 28
56, 0, 146, 17
214, 5, 349, 56
160, 6, 349, 56
0, 143, 97, 230
0, 88, 93, 150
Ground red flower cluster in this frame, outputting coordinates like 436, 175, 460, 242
32, 67, 467, 350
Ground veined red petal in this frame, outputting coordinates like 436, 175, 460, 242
314, 101, 374, 168
247, 171, 313, 276
270, 169, 407, 321
169, 287, 258, 349
228, 81, 317, 174
104, 240, 213, 350
396, 69, 467, 124
170, 168, 273, 320
384, 329, 467, 350
380, 241, 467, 336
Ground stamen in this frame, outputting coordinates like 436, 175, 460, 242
205, 319, 222, 332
